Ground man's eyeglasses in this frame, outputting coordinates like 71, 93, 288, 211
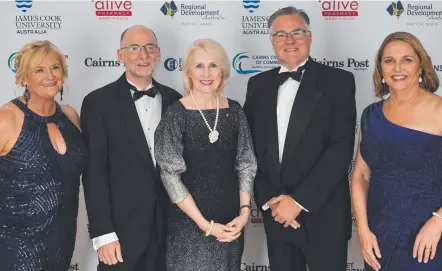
120, 44, 159, 54
271, 29, 311, 42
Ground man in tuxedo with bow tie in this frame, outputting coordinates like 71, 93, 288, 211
80, 25, 181, 271
243, 6, 356, 271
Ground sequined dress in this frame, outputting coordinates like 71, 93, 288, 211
155, 99, 257, 271
0, 99, 87, 271
360, 101, 442, 271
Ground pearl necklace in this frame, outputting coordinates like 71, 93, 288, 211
190, 91, 219, 143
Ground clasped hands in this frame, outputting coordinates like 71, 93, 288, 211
268, 194, 302, 229
204, 211, 250, 242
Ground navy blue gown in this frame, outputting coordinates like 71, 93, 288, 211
360, 100, 442, 271
0, 99, 87, 271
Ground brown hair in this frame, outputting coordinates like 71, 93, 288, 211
182, 39, 230, 94
373, 32, 439, 98
15, 40, 67, 87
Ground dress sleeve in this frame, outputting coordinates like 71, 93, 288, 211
154, 103, 189, 203
234, 102, 257, 197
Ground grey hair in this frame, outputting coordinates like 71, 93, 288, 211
267, 6, 310, 30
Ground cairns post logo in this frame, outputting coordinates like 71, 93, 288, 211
16, 0, 32, 12
320, 0, 359, 20
160, 1, 178, 18
387, 1, 405, 18
8, 52, 18, 73
164, 57, 182, 71
243, 0, 260, 13
92, 0, 133, 20
313, 57, 369, 71
233, 52, 279, 75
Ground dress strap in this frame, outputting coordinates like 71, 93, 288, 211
11, 98, 63, 124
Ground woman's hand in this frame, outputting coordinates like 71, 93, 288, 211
413, 216, 442, 263
358, 226, 382, 270
211, 223, 240, 242
216, 211, 250, 242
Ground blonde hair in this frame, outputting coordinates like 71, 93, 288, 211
182, 39, 230, 93
374, 32, 439, 98
15, 40, 67, 87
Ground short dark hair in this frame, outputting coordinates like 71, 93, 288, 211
268, 6, 310, 29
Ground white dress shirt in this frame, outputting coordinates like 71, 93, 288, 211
92, 78, 162, 250
276, 60, 309, 213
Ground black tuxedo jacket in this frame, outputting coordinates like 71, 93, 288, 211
244, 58, 356, 245
80, 73, 181, 256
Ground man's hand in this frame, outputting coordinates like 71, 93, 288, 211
269, 195, 302, 228
98, 240, 123, 265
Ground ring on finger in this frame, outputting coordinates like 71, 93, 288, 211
425, 248, 432, 252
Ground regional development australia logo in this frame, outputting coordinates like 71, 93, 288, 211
387, 1, 405, 18
243, 0, 260, 13
160, 1, 178, 18
16, 0, 32, 12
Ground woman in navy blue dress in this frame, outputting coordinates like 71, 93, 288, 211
0, 41, 87, 270
352, 32, 442, 271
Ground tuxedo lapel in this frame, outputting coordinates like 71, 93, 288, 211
281, 59, 324, 167
264, 69, 282, 171
115, 73, 156, 174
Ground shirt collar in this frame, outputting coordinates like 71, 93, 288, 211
127, 77, 153, 92
279, 58, 308, 74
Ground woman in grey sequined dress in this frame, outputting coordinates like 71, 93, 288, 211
155, 39, 257, 271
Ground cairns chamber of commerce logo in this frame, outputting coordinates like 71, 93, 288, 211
164, 57, 182, 71
387, 1, 405, 18
233, 52, 279, 75
84, 57, 120, 67
313, 57, 369, 71
241, 0, 269, 35
320, 0, 359, 20
15, 0, 62, 34
15, 0, 32, 12
241, 262, 271, 271
243, 0, 260, 14
92, 0, 133, 20
8, 53, 18, 73
160, 1, 178, 18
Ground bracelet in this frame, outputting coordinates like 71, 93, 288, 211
239, 205, 252, 215
432, 212, 442, 221
204, 220, 214, 236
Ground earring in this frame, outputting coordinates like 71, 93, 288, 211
419, 76, 423, 83
382, 78, 385, 83
23, 86, 30, 104
60, 87, 64, 101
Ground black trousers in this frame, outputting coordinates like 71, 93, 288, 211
267, 240, 348, 271
97, 214, 165, 271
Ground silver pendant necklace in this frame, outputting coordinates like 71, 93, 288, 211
190, 91, 219, 143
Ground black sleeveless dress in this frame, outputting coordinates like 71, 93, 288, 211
0, 99, 87, 271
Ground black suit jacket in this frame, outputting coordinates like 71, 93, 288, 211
80, 73, 181, 256
244, 58, 356, 245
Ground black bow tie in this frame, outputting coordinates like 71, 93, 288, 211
278, 65, 306, 85
132, 86, 158, 101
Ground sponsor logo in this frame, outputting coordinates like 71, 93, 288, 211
69, 263, 80, 270
160, 1, 178, 18
249, 200, 264, 226
347, 262, 366, 271
161, 2, 225, 26
14, 1, 62, 34
84, 57, 120, 67
16, 0, 32, 12
387, 1, 405, 18
243, 0, 260, 13
434, 64, 442, 72
92, 0, 132, 20
241, 262, 271, 270
8, 52, 18, 73
313, 57, 369, 71
164, 57, 182, 71
233, 52, 279, 74
320, 0, 359, 20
